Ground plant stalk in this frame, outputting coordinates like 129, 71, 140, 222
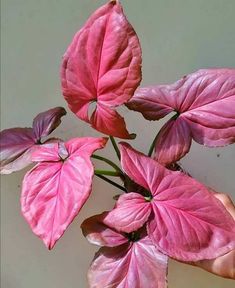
95, 174, 127, 192
109, 136, 121, 160
94, 169, 121, 177
92, 154, 122, 173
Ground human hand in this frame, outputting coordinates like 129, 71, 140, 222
192, 193, 235, 279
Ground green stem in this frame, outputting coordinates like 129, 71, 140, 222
95, 174, 127, 192
95, 169, 121, 177
148, 132, 160, 157
109, 136, 121, 160
92, 154, 122, 173
148, 113, 179, 157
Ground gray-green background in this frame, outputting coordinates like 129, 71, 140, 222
1, 0, 235, 287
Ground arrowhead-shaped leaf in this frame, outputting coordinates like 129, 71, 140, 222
88, 236, 168, 288
127, 69, 235, 164
21, 137, 107, 249
61, 1, 142, 138
119, 143, 235, 261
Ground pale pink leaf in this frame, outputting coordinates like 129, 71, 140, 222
127, 85, 175, 120
104, 192, 151, 233
31, 142, 67, 162
149, 173, 235, 261
61, 1, 141, 138
81, 212, 127, 247
88, 236, 168, 288
21, 137, 107, 249
127, 69, 235, 163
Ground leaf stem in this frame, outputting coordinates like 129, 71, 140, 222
92, 154, 122, 173
109, 136, 121, 160
148, 114, 179, 157
148, 132, 159, 157
94, 169, 121, 177
95, 174, 127, 192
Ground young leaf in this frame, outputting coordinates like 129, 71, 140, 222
0, 107, 66, 174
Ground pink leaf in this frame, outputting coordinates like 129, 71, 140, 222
81, 212, 127, 247
120, 142, 170, 193
91, 103, 135, 139
31, 142, 68, 162
149, 174, 235, 261
104, 192, 151, 233
127, 85, 175, 120
88, 236, 168, 288
119, 143, 235, 261
155, 118, 192, 165
61, 1, 142, 138
21, 137, 107, 249
127, 69, 235, 163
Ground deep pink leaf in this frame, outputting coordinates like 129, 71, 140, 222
104, 192, 151, 233
88, 236, 168, 288
21, 137, 107, 249
81, 212, 127, 247
32, 107, 66, 140
91, 103, 134, 139
155, 118, 192, 165
127, 69, 235, 163
120, 142, 170, 193
61, 1, 141, 138
119, 143, 235, 261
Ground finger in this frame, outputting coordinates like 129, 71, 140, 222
214, 193, 235, 220
195, 250, 235, 279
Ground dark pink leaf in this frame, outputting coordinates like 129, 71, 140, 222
91, 104, 135, 139
61, 1, 142, 138
0, 128, 35, 174
127, 69, 235, 163
119, 143, 235, 261
32, 107, 66, 140
155, 118, 192, 165
120, 142, 170, 193
88, 236, 168, 288
81, 212, 127, 247
104, 192, 151, 233
21, 137, 107, 249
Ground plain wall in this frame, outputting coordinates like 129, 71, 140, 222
1, 0, 235, 287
